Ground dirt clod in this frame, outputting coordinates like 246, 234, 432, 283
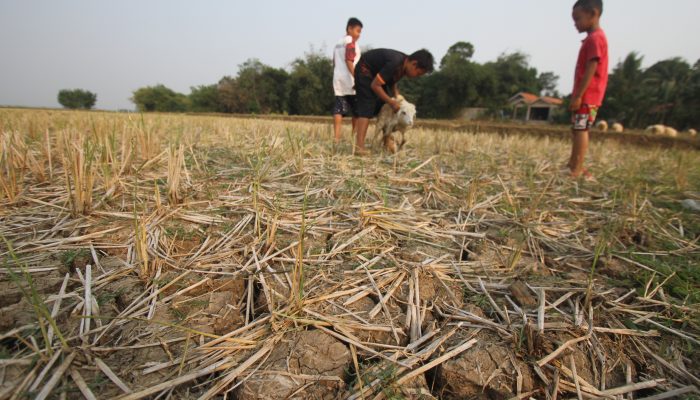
436, 333, 534, 399
236, 329, 351, 399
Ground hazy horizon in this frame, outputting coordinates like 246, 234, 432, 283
1, 0, 698, 111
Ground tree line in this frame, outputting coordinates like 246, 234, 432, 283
129, 42, 559, 120
400, 42, 560, 119
598, 53, 700, 130
131, 53, 333, 116
60, 41, 700, 129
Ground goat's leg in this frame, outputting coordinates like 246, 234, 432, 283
383, 133, 397, 154
372, 121, 384, 147
395, 131, 405, 151
381, 122, 397, 145
373, 120, 387, 147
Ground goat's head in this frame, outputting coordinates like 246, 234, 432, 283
396, 101, 416, 127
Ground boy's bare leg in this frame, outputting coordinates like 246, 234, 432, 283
566, 131, 577, 169
570, 129, 589, 177
355, 118, 370, 154
333, 114, 343, 143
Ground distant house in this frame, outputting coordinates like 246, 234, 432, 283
508, 92, 563, 123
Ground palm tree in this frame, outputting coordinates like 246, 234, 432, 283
603, 52, 646, 126
642, 57, 691, 125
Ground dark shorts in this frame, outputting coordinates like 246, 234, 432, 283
332, 96, 355, 117
353, 63, 392, 118
572, 105, 599, 131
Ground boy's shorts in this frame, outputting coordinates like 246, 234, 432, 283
572, 105, 599, 131
353, 63, 390, 118
332, 96, 355, 117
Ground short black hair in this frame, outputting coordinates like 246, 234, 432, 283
573, 0, 603, 16
347, 17, 363, 29
408, 49, 435, 73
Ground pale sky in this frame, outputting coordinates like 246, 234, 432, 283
1, 0, 698, 111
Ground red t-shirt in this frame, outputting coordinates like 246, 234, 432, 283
573, 29, 609, 107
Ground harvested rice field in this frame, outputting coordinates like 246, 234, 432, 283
1, 108, 699, 399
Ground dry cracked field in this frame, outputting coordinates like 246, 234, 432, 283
1, 108, 699, 399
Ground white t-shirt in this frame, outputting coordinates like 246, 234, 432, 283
332, 35, 361, 96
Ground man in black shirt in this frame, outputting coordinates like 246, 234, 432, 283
353, 48, 434, 154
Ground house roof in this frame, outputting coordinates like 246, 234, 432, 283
508, 92, 563, 107
540, 96, 564, 106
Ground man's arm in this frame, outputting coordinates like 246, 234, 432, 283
570, 59, 598, 111
371, 76, 400, 112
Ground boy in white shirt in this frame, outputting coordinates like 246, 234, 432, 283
332, 17, 363, 144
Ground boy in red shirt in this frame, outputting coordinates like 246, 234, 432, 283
567, 0, 608, 179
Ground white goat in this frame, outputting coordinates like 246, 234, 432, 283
375, 95, 416, 153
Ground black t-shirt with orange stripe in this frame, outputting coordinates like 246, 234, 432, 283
358, 49, 406, 87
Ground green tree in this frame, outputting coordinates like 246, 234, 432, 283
599, 52, 647, 126
643, 57, 691, 125
436, 62, 487, 118
440, 41, 475, 68
217, 59, 289, 114
538, 72, 560, 97
676, 59, 700, 129
131, 84, 189, 112
403, 43, 557, 119
286, 51, 334, 115
253, 63, 289, 113
483, 52, 541, 107
217, 76, 244, 113
57, 89, 97, 109
602, 53, 697, 129
404, 73, 449, 118
405, 41, 488, 118
188, 85, 222, 113
398, 75, 427, 114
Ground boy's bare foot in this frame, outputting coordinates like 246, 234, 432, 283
569, 168, 596, 182
581, 168, 596, 182
354, 148, 370, 156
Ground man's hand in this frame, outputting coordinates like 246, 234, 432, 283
389, 99, 401, 113
569, 96, 582, 112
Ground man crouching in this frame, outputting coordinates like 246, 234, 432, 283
352, 48, 434, 155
